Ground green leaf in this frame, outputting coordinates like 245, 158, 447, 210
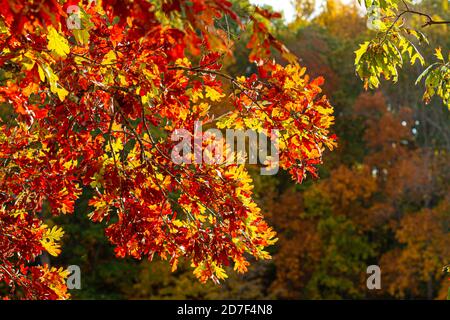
73, 29, 90, 46
409, 42, 424, 66
415, 63, 438, 85
355, 41, 370, 65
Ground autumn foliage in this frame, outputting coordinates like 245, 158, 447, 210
0, 0, 336, 299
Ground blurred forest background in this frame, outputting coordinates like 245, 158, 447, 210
46, 0, 449, 299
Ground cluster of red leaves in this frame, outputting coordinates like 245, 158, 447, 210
0, 0, 335, 299
0, 209, 69, 299
217, 64, 337, 183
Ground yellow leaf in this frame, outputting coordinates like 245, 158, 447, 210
56, 87, 69, 101
22, 82, 39, 96
205, 86, 225, 102
175, 57, 191, 67
102, 50, 117, 65
106, 138, 124, 153
172, 220, 184, 227
190, 89, 204, 103
283, 78, 295, 90
435, 47, 444, 61
38, 65, 45, 82
41, 225, 65, 257
62, 159, 77, 170
355, 41, 370, 65
38, 63, 69, 101
21, 51, 36, 70
317, 105, 334, 115
214, 265, 228, 281
47, 26, 70, 58
90, 172, 103, 188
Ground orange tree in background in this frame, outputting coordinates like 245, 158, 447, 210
0, 0, 336, 299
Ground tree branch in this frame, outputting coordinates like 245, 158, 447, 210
398, 4, 450, 28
